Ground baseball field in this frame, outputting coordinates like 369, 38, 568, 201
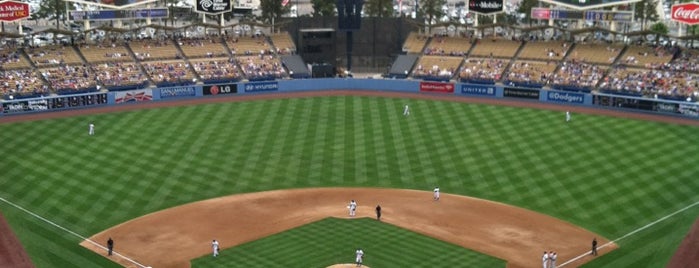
1, 91, 698, 268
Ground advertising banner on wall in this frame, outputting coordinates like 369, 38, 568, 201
160, 86, 196, 99
244, 81, 279, 92
546, 91, 585, 104
2, 93, 108, 114
203, 83, 237, 95
115, 89, 153, 103
461, 84, 496, 96
503, 87, 540, 99
420, 81, 454, 93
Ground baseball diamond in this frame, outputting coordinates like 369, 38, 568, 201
1, 90, 698, 268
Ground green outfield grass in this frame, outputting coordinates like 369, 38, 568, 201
1, 95, 698, 268
192, 217, 504, 267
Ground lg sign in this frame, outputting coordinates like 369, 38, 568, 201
672, 2, 699, 25
0, 0, 30, 22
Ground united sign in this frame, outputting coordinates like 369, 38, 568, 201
0, 0, 29, 22
671, 2, 699, 25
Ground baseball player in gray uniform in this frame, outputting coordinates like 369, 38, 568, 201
349, 200, 357, 217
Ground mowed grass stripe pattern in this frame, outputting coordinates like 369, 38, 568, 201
0, 96, 698, 267
192, 218, 504, 267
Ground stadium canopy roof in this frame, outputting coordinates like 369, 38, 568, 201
568, 26, 621, 36
62, 0, 158, 10
625, 29, 670, 38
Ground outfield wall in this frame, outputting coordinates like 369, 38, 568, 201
1, 79, 698, 119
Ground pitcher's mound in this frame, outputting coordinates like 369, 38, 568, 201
326, 264, 370, 268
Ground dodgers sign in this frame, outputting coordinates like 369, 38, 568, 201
244, 81, 279, 92
547, 91, 584, 104
461, 84, 496, 96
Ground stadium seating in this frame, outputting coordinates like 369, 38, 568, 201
191, 58, 242, 83
237, 55, 286, 81
518, 41, 570, 61
0, 69, 48, 97
270, 33, 296, 55
506, 61, 557, 88
129, 39, 181, 60
459, 58, 506, 84
469, 38, 521, 58
412, 55, 462, 81
227, 35, 274, 56
423, 35, 472, 56
567, 43, 623, 65
551, 60, 606, 91
177, 35, 229, 59
402, 32, 429, 54
0, 48, 31, 69
26, 45, 83, 67
142, 60, 197, 86
618, 45, 675, 68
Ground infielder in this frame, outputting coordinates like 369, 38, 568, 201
549, 251, 557, 268
566, 111, 571, 122
355, 248, 364, 267
542, 251, 549, 268
349, 200, 357, 217
212, 239, 220, 257
89, 123, 95, 135
403, 104, 410, 116
433, 187, 440, 201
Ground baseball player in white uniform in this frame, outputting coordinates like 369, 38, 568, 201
566, 111, 571, 122
403, 104, 410, 116
349, 200, 357, 217
355, 248, 364, 267
433, 187, 440, 201
212, 239, 220, 257
549, 251, 557, 268
89, 123, 95, 135
542, 251, 548, 268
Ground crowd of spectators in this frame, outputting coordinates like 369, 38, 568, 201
550, 60, 606, 91
459, 58, 505, 83
0, 50, 23, 67
506, 61, 555, 87
192, 59, 242, 82
412, 64, 455, 79
237, 55, 286, 81
41, 65, 97, 91
1, 69, 49, 97
599, 67, 697, 99
94, 62, 147, 89
142, 61, 195, 86
657, 49, 699, 73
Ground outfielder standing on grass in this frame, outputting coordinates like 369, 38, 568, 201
403, 104, 410, 116
355, 248, 364, 267
89, 123, 95, 136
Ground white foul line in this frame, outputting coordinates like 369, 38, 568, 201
559, 199, 699, 267
0, 196, 149, 268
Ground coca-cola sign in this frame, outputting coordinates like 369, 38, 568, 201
469, 0, 504, 14
671, 2, 699, 25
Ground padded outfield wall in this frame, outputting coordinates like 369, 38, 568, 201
1, 79, 697, 119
